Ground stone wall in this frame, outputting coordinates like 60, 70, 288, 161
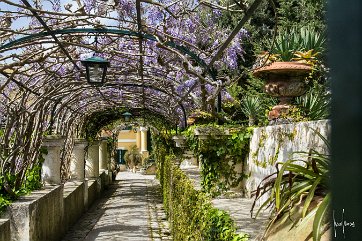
0, 219, 10, 241
63, 181, 86, 233
1, 171, 111, 241
6, 185, 64, 241
87, 179, 99, 207
244, 120, 331, 198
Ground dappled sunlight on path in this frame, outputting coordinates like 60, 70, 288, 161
62, 172, 171, 241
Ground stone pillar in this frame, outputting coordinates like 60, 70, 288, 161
70, 139, 87, 180
140, 127, 149, 157
99, 138, 109, 171
41, 136, 65, 184
85, 140, 100, 178
136, 129, 141, 150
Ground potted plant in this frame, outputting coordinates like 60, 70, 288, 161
253, 27, 326, 121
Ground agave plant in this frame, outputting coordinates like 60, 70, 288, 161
270, 30, 302, 61
296, 87, 331, 120
299, 26, 326, 54
240, 96, 263, 126
269, 26, 326, 62
252, 131, 330, 241
292, 49, 320, 65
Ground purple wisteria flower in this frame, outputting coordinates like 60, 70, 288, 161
83, 0, 96, 13
222, 90, 234, 103
52, 0, 61, 12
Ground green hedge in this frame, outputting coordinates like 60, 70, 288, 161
159, 154, 249, 241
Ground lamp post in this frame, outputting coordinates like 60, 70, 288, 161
81, 56, 110, 84
122, 112, 132, 122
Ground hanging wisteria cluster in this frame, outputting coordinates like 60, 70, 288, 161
0, 0, 249, 189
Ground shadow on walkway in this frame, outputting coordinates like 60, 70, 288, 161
62, 172, 171, 241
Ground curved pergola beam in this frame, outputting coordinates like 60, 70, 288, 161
0, 28, 208, 70
0, 27, 214, 122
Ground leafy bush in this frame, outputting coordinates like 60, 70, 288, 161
150, 129, 181, 182
19, 147, 46, 193
159, 154, 249, 241
0, 148, 45, 214
0, 194, 11, 214
22, 164, 43, 192
187, 110, 218, 125
252, 132, 330, 241
0, 175, 12, 214
277, 0, 326, 32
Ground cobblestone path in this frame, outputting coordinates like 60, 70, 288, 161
62, 172, 172, 241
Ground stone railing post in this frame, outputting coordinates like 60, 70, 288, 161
99, 138, 109, 171
85, 140, 100, 178
70, 139, 88, 180
41, 135, 65, 184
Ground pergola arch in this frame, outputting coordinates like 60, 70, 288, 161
1, 0, 250, 123
0, 28, 206, 129
0, 0, 256, 188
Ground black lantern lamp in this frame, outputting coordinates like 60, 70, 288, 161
122, 112, 132, 122
81, 56, 110, 85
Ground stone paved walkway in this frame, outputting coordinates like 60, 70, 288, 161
62, 172, 171, 241
181, 165, 269, 241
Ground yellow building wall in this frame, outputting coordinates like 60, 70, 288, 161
117, 130, 140, 151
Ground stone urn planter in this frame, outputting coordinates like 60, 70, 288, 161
172, 135, 187, 148
253, 61, 312, 120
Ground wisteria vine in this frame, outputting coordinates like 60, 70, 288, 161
0, 0, 249, 192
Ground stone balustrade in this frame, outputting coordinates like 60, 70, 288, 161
0, 136, 113, 241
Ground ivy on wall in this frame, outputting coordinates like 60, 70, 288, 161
159, 154, 249, 241
183, 125, 253, 196
251, 127, 297, 168
150, 125, 253, 239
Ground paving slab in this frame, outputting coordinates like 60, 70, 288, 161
62, 172, 171, 241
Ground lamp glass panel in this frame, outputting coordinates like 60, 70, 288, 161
88, 64, 103, 83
